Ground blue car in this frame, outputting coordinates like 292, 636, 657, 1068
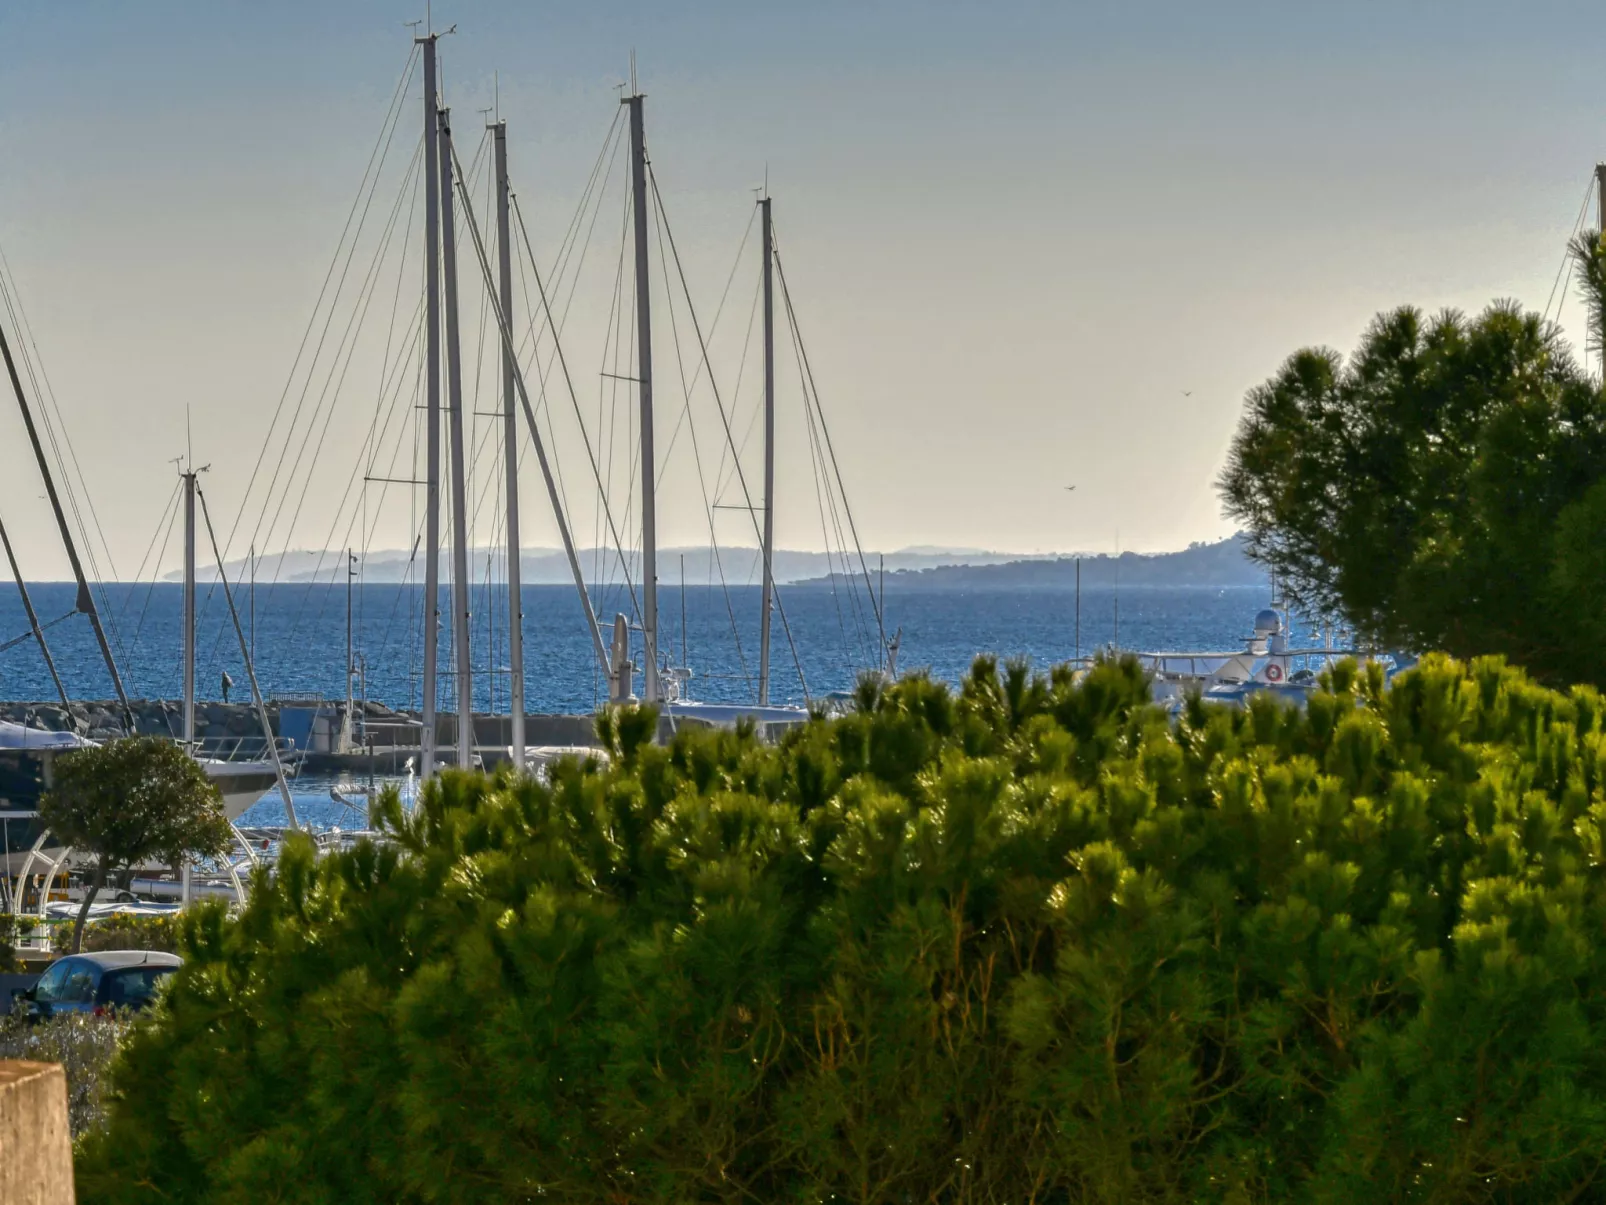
21, 950, 182, 1019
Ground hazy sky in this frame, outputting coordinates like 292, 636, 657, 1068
0, 0, 1602, 580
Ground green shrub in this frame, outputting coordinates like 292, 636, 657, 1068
80, 912, 181, 955
0, 913, 16, 972
0, 1005, 133, 1140
75, 654, 1606, 1203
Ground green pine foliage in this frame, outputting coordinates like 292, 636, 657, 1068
1219, 236, 1606, 688
75, 654, 1606, 1203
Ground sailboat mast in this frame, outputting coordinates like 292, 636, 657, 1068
493, 117, 524, 770
0, 317, 130, 726
182, 469, 196, 744
418, 32, 443, 779
625, 88, 659, 703
438, 104, 474, 769
758, 195, 775, 705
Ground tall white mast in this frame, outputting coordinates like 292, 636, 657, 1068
182, 468, 197, 744
438, 104, 474, 768
493, 117, 525, 770
624, 84, 659, 703
758, 195, 775, 705
418, 31, 442, 779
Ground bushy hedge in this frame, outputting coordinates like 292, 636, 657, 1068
77, 655, 1606, 1202
80, 911, 182, 954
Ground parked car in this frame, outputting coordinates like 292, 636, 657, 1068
20, 950, 182, 1019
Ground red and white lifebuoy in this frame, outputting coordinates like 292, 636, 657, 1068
1265, 663, 1284, 683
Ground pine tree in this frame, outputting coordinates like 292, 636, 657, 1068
76, 656, 1606, 1203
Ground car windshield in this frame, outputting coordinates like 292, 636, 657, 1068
32, 960, 71, 1003
101, 967, 175, 1009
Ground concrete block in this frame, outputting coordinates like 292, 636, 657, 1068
0, 1060, 75, 1204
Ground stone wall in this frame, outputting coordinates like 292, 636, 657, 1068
0, 1061, 74, 1204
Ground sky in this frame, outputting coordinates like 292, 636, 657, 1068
0, 0, 1603, 580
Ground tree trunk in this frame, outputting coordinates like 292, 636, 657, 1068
70, 857, 109, 954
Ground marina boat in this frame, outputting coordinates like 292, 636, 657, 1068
0, 718, 279, 887
0, 720, 93, 879
1131, 599, 1412, 711
203, 758, 287, 821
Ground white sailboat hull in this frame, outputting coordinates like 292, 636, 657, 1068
199, 760, 280, 822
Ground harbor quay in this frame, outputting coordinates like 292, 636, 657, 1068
0, 698, 603, 773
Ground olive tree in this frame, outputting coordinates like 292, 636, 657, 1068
40, 737, 232, 953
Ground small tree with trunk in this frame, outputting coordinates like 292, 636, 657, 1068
40, 737, 232, 954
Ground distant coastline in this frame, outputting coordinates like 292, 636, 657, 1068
792, 535, 1265, 591
160, 544, 1046, 587
144, 535, 1264, 590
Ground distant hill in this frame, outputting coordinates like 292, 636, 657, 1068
163, 539, 1260, 590
793, 535, 1265, 590
167, 545, 1048, 586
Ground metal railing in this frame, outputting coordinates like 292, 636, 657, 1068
190, 735, 302, 763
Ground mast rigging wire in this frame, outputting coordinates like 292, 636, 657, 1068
209, 134, 427, 672
646, 174, 754, 689
774, 238, 890, 663
216, 43, 421, 579
0, 610, 78, 657
0, 247, 131, 670
511, 192, 640, 616
644, 163, 811, 699
1544, 173, 1596, 326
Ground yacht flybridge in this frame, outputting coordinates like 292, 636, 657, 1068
1130, 597, 1413, 711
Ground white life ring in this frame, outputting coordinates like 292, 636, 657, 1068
1265, 663, 1284, 683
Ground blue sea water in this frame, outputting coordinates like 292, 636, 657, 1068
0, 581, 1272, 711
0, 580, 1275, 825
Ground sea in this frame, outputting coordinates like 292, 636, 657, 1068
0, 580, 1272, 827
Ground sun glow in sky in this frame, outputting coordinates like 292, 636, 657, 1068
0, 0, 1601, 578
